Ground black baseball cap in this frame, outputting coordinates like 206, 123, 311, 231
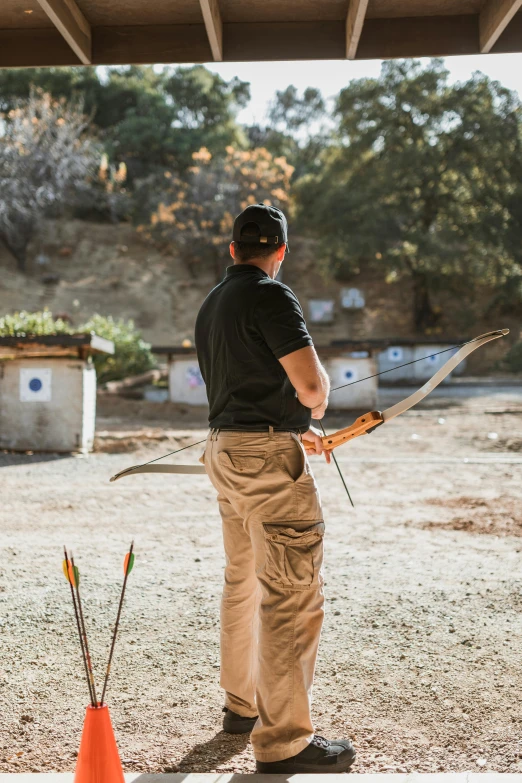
232, 204, 290, 252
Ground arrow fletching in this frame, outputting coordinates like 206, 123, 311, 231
62, 559, 71, 582
68, 563, 80, 588
124, 552, 135, 575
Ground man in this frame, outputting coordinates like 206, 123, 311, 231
195, 204, 356, 773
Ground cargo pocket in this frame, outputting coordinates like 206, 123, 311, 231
263, 522, 324, 591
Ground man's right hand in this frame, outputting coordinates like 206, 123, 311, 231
302, 426, 331, 463
311, 398, 328, 420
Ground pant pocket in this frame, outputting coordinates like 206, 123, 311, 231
218, 451, 266, 473
278, 440, 307, 483
262, 522, 324, 591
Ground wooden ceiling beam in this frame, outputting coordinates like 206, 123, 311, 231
2, 15, 522, 69
199, 0, 223, 61
480, 0, 522, 53
35, 0, 91, 64
346, 0, 370, 59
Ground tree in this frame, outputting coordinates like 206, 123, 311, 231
162, 66, 250, 166
146, 146, 293, 279
297, 60, 522, 331
269, 85, 326, 133
0, 66, 251, 177
80, 314, 156, 383
0, 92, 97, 272
247, 85, 329, 180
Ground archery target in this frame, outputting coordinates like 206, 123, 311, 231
387, 347, 403, 362
19, 368, 52, 402
343, 367, 359, 382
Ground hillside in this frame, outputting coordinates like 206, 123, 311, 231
0, 219, 518, 373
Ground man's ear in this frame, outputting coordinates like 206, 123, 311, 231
229, 242, 236, 260
276, 244, 287, 262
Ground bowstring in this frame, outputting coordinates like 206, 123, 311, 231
329, 337, 471, 393
126, 438, 207, 471
140, 335, 484, 470
320, 332, 500, 505
321, 336, 470, 505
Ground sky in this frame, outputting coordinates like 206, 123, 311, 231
204, 54, 522, 125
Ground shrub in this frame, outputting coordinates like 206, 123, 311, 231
0, 309, 72, 336
0, 310, 156, 383
79, 314, 156, 383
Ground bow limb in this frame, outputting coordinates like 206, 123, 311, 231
110, 463, 207, 481
321, 328, 509, 452
109, 437, 207, 482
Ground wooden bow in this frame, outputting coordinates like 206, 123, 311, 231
110, 329, 509, 485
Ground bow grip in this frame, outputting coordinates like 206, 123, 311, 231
321, 410, 384, 450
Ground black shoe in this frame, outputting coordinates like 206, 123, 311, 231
222, 707, 258, 734
255, 734, 356, 773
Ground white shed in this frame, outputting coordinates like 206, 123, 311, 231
0, 333, 114, 453
168, 355, 208, 406
154, 344, 379, 412
322, 346, 379, 410
153, 347, 208, 406
377, 340, 464, 383
377, 344, 416, 382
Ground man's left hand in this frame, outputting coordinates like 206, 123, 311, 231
301, 426, 332, 464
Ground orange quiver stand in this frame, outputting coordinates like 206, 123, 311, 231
74, 704, 124, 783
62, 544, 134, 783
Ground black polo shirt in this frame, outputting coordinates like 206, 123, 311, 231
195, 264, 314, 431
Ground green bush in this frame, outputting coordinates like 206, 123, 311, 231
79, 314, 156, 383
0, 310, 156, 383
500, 341, 522, 373
0, 309, 72, 336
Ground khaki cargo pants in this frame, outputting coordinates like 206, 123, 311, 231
202, 427, 325, 763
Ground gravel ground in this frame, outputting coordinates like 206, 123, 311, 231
1, 386, 521, 774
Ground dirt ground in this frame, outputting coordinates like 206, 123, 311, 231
1, 385, 522, 774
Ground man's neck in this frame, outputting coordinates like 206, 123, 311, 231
233, 258, 277, 279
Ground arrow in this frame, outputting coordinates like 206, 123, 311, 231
100, 542, 135, 706
69, 554, 98, 706
62, 547, 95, 707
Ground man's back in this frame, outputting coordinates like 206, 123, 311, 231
195, 263, 313, 431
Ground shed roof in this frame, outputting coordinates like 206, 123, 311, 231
0, 333, 115, 358
1, 0, 521, 68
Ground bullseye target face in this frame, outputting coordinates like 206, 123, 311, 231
342, 367, 358, 382
388, 347, 403, 362
19, 368, 52, 402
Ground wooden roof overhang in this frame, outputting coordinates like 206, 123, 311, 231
1, 0, 521, 68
